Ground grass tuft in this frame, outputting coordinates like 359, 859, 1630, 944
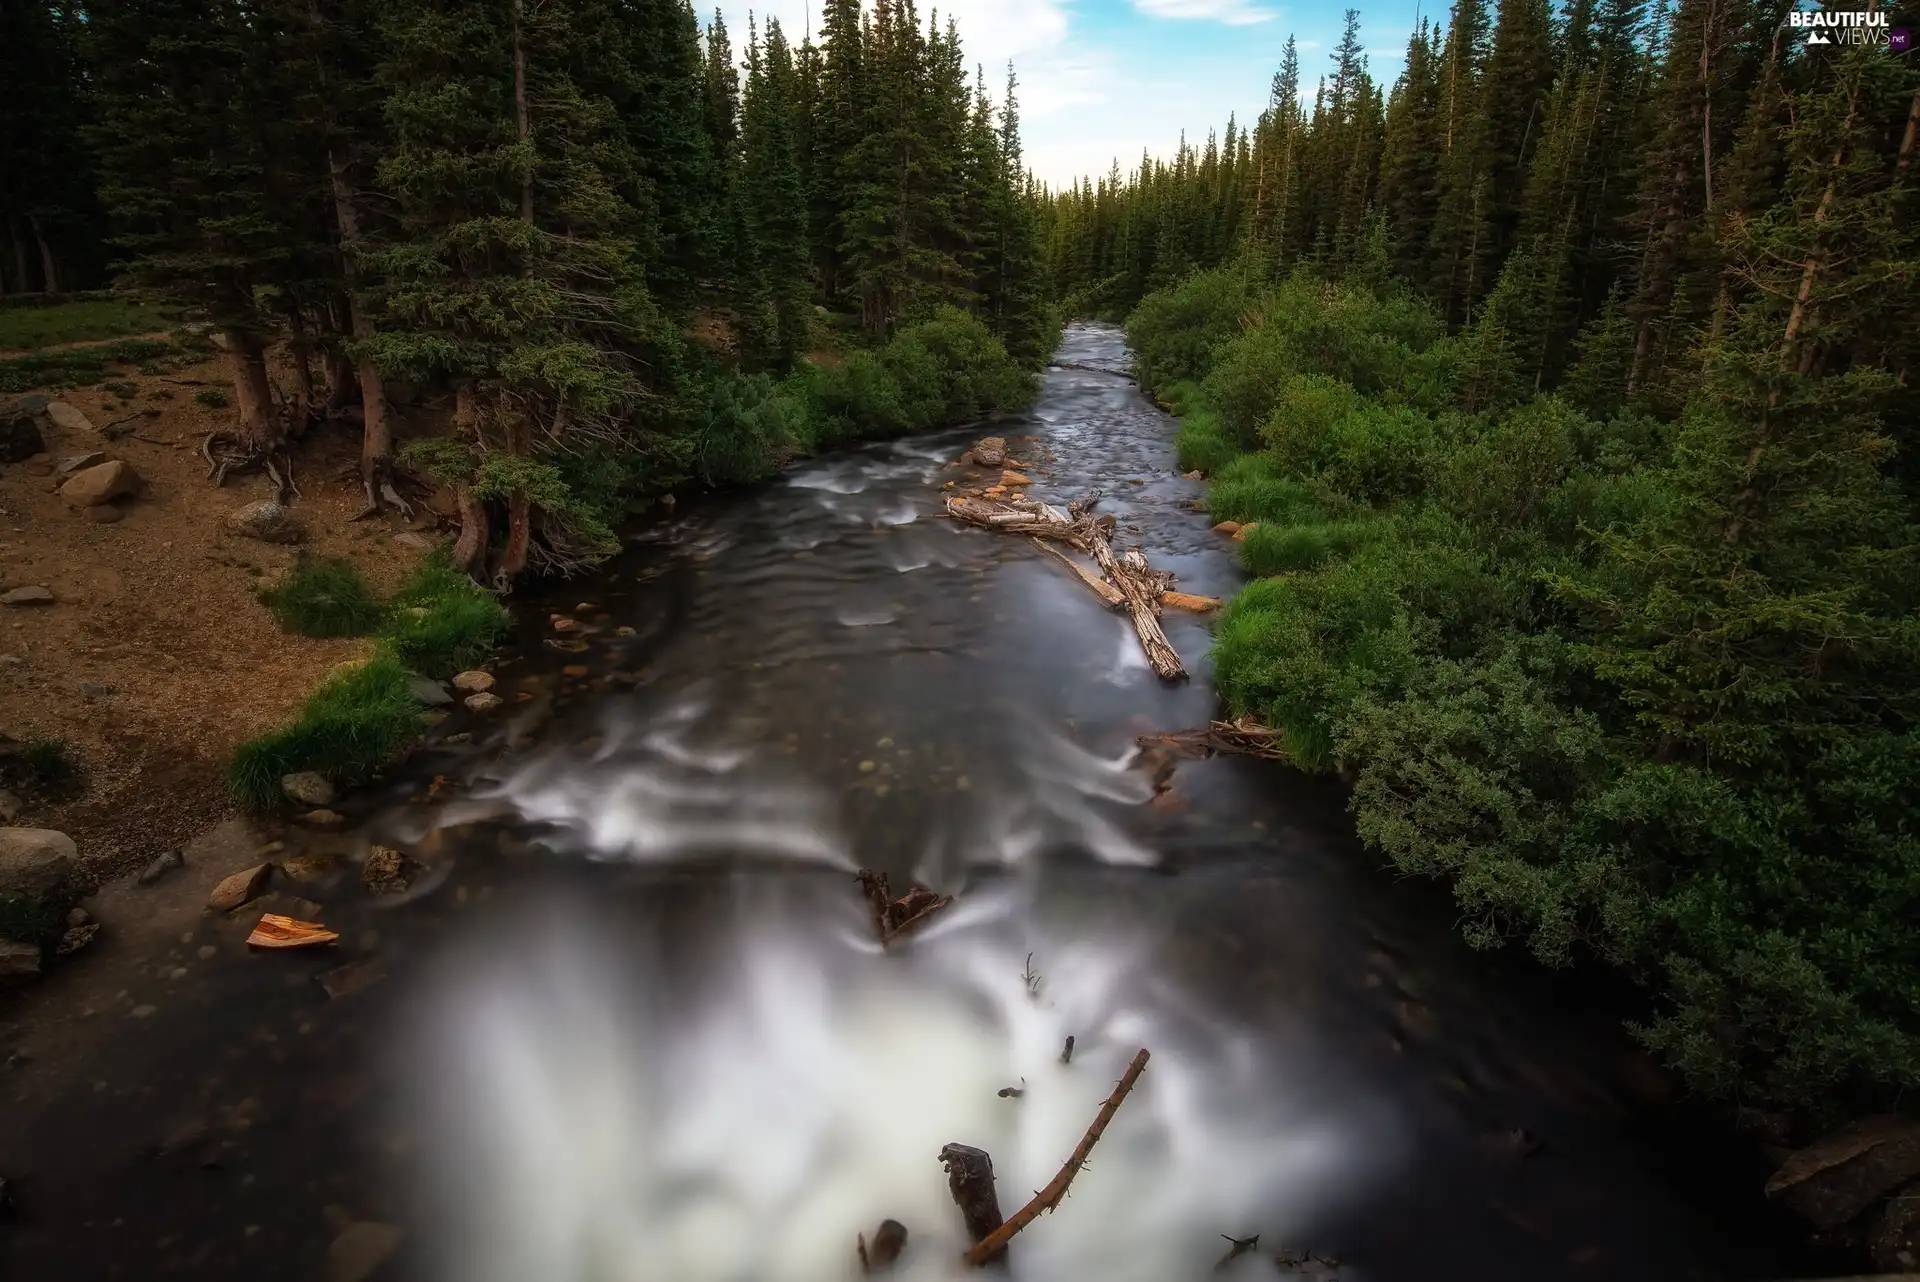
258, 556, 385, 638
20, 737, 78, 786
381, 551, 510, 678
226, 656, 421, 812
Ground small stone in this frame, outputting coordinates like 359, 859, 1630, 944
281, 771, 337, 807
0, 791, 18, 822
614, 625, 636, 637
464, 692, 502, 713
56, 921, 99, 955
328, 1222, 402, 1282
443, 732, 473, 745
2, 416, 47, 464
206, 864, 271, 912
451, 670, 494, 693
56, 451, 109, 475
421, 709, 449, 726
300, 809, 347, 828
562, 664, 589, 678
129, 1004, 155, 1019
78, 680, 116, 697
278, 853, 341, 886
138, 849, 185, 885
1232, 522, 1258, 542
44, 402, 95, 435
392, 532, 431, 549
1182, 469, 1203, 479
1211, 520, 1241, 535
858, 759, 877, 773
66, 907, 89, 927
551, 615, 583, 633
1001, 470, 1032, 486
197, 945, 216, 959
0, 587, 54, 607
0, 939, 40, 982
409, 677, 452, 706
84, 504, 124, 524
362, 846, 414, 896
226, 499, 305, 544
58, 460, 141, 507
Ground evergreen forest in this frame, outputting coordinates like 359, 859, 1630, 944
1046, 1, 1919, 1118
1, 0, 1052, 581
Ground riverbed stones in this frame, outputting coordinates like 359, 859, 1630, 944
1, 586, 54, 607
409, 676, 452, 706
451, 669, 493, 694
226, 499, 304, 544
1001, 470, 1032, 486
281, 771, 336, 807
1232, 522, 1258, 542
1210, 521, 1241, 536
1, 415, 44, 464
44, 401, 94, 435
299, 809, 346, 828
59, 459, 141, 507
207, 864, 271, 912
361, 845, 417, 896
1766, 1116, 1920, 1230
138, 848, 185, 885
972, 436, 1007, 467
463, 691, 502, 713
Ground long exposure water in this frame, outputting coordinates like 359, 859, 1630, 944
0, 325, 1810, 1282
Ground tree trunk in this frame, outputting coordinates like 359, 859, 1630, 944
287, 308, 317, 429
494, 399, 533, 585
325, 342, 359, 414
27, 215, 58, 295
451, 385, 489, 578
225, 331, 280, 448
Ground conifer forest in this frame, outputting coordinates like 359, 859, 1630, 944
3, 0, 1920, 1263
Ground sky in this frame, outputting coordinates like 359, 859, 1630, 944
712, 0, 1431, 187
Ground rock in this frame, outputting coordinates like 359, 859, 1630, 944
0, 792, 18, 823
1766, 1117, 1920, 1230
300, 809, 346, 828
1232, 521, 1259, 542
56, 451, 109, 475
44, 401, 94, 435
56, 921, 98, 955
361, 845, 417, 896
278, 853, 341, 886
317, 957, 386, 1000
409, 677, 452, 707
206, 864, 271, 913
1, 416, 45, 464
464, 692, 502, 713
1, 586, 54, 607
451, 670, 494, 693
551, 615, 583, 633
138, 849, 186, 885
1001, 470, 1032, 486
14, 394, 49, 416
393, 532, 431, 549
58, 460, 141, 507
561, 664, 589, 678
281, 771, 337, 807
1182, 469, 1204, 479
421, 709, 449, 726
84, 504, 124, 524
973, 437, 1007, 467
328, 1221, 402, 1282
78, 680, 116, 698
0, 940, 39, 982
0, 828, 78, 907
1869, 1180, 1920, 1272
226, 499, 304, 544
1210, 520, 1241, 535
957, 450, 977, 466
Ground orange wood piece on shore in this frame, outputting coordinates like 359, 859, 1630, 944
246, 913, 340, 949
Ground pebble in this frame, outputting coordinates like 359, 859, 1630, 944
0, 586, 53, 607
206, 864, 271, 912
281, 771, 336, 807
300, 809, 346, 827
451, 670, 494, 694
129, 1004, 155, 1019
464, 692, 502, 712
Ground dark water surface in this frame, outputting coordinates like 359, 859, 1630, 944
0, 325, 1816, 1282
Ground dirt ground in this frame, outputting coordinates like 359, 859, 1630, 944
0, 349, 444, 887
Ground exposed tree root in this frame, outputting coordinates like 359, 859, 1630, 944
1136, 717, 1290, 762
202, 430, 299, 505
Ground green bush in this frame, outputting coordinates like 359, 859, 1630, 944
258, 557, 385, 638
1175, 409, 1240, 475
227, 656, 422, 812
382, 552, 510, 678
1239, 518, 1380, 576
1205, 454, 1321, 526
21, 737, 78, 786
1124, 265, 1259, 391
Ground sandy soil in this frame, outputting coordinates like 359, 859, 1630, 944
0, 350, 444, 888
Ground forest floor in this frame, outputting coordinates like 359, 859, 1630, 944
0, 343, 440, 890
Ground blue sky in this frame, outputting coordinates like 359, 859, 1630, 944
714, 0, 1428, 186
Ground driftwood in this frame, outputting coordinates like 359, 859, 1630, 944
1029, 537, 1125, 610
939, 1145, 1009, 1267
959, 1048, 1151, 1267
1136, 717, 1290, 763
944, 491, 1188, 681
1162, 591, 1222, 612
857, 869, 954, 946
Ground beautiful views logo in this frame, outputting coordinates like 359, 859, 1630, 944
1788, 4, 1898, 48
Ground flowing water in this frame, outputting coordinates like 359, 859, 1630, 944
0, 325, 1812, 1282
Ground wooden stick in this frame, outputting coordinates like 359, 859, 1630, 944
1030, 538, 1125, 610
960, 1049, 1151, 1267
940, 1144, 1009, 1267
1160, 590, 1221, 612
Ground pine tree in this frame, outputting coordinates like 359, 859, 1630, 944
0, 2, 103, 293
1376, 21, 1443, 280
742, 17, 812, 366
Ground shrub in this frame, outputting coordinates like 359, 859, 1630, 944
1125, 266, 1259, 391
1259, 374, 1367, 461
692, 372, 800, 485
227, 656, 421, 812
258, 556, 385, 638
194, 386, 230, 408
1205, 454, 1321, 526
21, 737, 78, 786
1175, 409, 1241, 475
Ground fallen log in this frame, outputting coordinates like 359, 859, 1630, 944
1161, 591, 1222, 612
945, 495, 1080, 542
1030, 537, 1125, 611
1136, 717, 1289, 763
939, 1144, 1009, 1267
1105, 542, 1186, 682
960, 1048, 1151, 1267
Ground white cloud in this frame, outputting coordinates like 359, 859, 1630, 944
1130, 0, 1277, 25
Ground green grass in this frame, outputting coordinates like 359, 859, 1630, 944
1175, 408, 1241, 475
1239, 518, 1381, 576
258, 557, 387, 638
20, 737, 78, 786
0, 299, 175, 351
1205, 454, 1322, 526
194, 386, 230, 408
0, 338, 182, 394
381, 552, 510, 678
226, 656, 422, 812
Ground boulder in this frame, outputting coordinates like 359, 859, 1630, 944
206, 864, 271, 913
972, 437, 1007, 468
1766, 1117, 1920, 1230
59, 460, 141, 507
0, 829, 79, 950
0, 939, 40, 982
464, 692, 503, 713
409, 677, 453, 707
1, 416, 45, 465
226, 499, 305, 544
1, 587, 53, 607
14, 394, 49, 416
281, 771, 336, 807
451, 670, 494, 694
56, 451, 109, 475
43, 401, 94, 435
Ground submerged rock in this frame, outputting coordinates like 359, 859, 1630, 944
206, 864, 271, 913
451, 670, 494, 694
1767, 1116, 1920, 1230
281, 771, 336, 807
138, 848, 185, 885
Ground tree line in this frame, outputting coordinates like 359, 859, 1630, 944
2, 0, 1049, 582
1103, 0, 1918, 1118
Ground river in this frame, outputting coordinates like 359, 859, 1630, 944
0, 324, 1815, 1282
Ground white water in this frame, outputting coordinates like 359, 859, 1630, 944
405, 701, 1407, 1282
